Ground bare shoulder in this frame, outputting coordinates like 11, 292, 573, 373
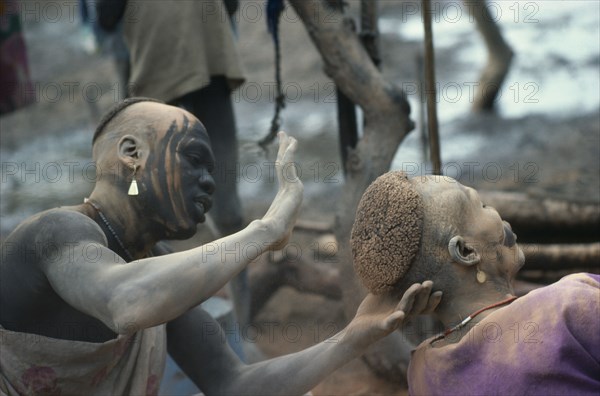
4, 207, 107, 247
0, 208, 110, 334
1, 208, 108, 272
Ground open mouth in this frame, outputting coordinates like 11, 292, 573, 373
193, 196, 212, 220
192, 201, 206, 223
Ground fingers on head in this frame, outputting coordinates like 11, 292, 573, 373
406, 283, 422, 295
425, 291, 443, 313
421, 280, 433, 289
398, 283, 421, 311
385, 311, 406, 330
412, 286, 432, 313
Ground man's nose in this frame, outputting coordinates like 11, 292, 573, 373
199, 172, 216, 195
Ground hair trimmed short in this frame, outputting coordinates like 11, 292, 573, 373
351, 171, 424, 294
92, 97, 164, 143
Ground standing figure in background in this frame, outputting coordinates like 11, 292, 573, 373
81, 0, 130, 99
123, 0, 245, 242
0, 0, 35, 115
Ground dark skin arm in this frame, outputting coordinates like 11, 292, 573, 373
167, 282, 441, 396
34, 134, 302, 335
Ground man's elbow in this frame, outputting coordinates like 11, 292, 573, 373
110, 313, 142, 335
106, 286, 147, 335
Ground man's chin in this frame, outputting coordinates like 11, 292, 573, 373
517, 247, 526, 269
511, 246, 526, 274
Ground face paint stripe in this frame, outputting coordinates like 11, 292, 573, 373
167, 126, 187, 227
141, 129, 162, 209
173, 117, 193, 225
167, 116, 193, 228
146, 113, 209, 238
145, 147, 163, 208
165, 127, 181, 228
156, 122, 178, 226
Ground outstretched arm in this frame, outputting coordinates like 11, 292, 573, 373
40, 132, 303, 334
169, 281, 441, 395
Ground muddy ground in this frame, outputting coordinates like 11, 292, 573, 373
1, 1, 599, 395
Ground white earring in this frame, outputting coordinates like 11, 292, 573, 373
476, 266, 487, 284
128, 165, 139, 196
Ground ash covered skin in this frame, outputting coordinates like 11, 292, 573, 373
352, 172, 526, 339
351, 172, 522, 296
351, 171, 424, 294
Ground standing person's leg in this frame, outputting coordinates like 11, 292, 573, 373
174, 76, 244, 235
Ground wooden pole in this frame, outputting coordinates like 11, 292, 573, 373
329, 0, 359, 175
478, 191, 600, 243
521, 243, 600, 270
422, 0, 442, 174
416, 53, 429, 162
360, 0, 380, 67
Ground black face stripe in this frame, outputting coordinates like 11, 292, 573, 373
152, 121, 179, 227
168, 121, 189, 226
165, 116, 197, 227
181, 115, 190, 134
169, 115, 190, 210
174, 117, 193, 220
144, 115, 211, 234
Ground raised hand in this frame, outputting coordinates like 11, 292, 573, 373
262, 132, 304, 250
344, 281, 442, 349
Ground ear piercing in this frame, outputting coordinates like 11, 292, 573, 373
476, 266, 487, 284
128, 165, 139, 196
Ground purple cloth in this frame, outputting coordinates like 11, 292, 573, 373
408, 273, 600, 395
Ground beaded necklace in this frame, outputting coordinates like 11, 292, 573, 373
431, 295, 518, 343
84, 198, 134, 262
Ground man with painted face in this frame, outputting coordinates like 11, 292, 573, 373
351, 172, 600, 395
0, 99, 441, 395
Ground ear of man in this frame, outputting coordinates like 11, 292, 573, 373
117, 134, 148, 167
448, 236, 481, 266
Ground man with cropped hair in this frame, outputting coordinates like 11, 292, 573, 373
0, 100, 440, 395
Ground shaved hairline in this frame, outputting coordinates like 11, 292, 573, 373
93, 97, 164, 144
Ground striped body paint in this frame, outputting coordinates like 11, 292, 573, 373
139, 115, 216, 240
